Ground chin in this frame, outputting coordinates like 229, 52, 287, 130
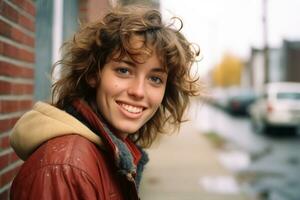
119, 127, 138, 134
115, 123, 141, 135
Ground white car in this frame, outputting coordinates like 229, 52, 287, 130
249, 82, 300, 133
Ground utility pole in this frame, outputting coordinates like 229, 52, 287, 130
262, 0, 269, 83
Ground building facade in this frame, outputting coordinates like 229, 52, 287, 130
281, 40, 300, 83
249, 47, 282, 94
0, 0, 36, 198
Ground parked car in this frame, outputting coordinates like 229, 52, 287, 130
211, 87, 256, 116
249, 82, 300, 133
226, 89, 256, 116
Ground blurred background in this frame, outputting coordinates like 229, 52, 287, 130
1, 0, 300, 199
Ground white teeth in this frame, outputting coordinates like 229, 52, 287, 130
120, 103, 143, 113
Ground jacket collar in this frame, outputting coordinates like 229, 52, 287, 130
69, 99, 148, 189
10, 101, 103, 160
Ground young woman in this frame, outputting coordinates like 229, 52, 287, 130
10, 4, 200, 200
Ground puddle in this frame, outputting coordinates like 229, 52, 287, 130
198, 176, 240, 194
218, 150, 251, 171
247, 176, 300, 200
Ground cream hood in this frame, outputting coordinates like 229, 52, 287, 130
10, 102, 103, 160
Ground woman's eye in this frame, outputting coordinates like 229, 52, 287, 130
116, 68, 129, 75
150, 76, 163, 85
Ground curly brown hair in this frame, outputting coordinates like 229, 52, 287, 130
52, 4, 200, 147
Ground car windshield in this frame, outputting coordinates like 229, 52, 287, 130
277, 92, 300, 100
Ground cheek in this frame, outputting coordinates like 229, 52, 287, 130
150, 88, 166, 107
99, 81, 120, 96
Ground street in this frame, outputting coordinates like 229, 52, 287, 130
192, 99, 300, 200
140, 99, 300, 200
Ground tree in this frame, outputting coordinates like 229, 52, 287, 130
212, 53, 244, 87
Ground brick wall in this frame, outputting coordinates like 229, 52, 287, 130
0, 0, 36, 199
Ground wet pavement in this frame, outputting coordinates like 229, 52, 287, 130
191, 101, 300, 200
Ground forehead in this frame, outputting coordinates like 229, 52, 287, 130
111, 35, 168, 72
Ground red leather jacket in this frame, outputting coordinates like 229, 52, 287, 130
10, 100, 148, 200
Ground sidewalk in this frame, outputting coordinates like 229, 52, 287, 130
139, 102, 255, 200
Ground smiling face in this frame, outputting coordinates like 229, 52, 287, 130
92, 46, 167, 138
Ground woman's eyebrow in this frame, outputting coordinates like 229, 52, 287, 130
119, 59, 136, 67
151, 67, 167, 74
119, 59, 167, 74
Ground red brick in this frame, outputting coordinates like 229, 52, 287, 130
0, 41, 17, 58
9, 0, 26, 9
9, 0, 36, 17
10, 0, 24, 5
18, 14, 35, 32
0, 80, 34, 95
0, 99, 33, 113
24, 0, 36, 16
23, 33, 35, 47
19, 48, 35, 62
9, 152, 20, 163
0, 117, 20, 132
0, 153, 9, 170
0, 20, 11, 38
2, 1, 35, 32
0, 41, 35, 62
0, 40, 3, 53
0, 136, 10, 149
0, 42, 18, 57
0, 165, 21, 187
0, 61, 34, 78
0, 19, 35, 46
2, 2, 18, 23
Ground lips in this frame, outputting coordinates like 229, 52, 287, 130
116, 101, 145, 114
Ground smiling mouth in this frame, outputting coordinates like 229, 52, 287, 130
117, 102, 144, 114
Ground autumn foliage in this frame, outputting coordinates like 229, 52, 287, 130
212, 53, 244, 87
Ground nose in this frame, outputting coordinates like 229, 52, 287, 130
127, 78, 145, 99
